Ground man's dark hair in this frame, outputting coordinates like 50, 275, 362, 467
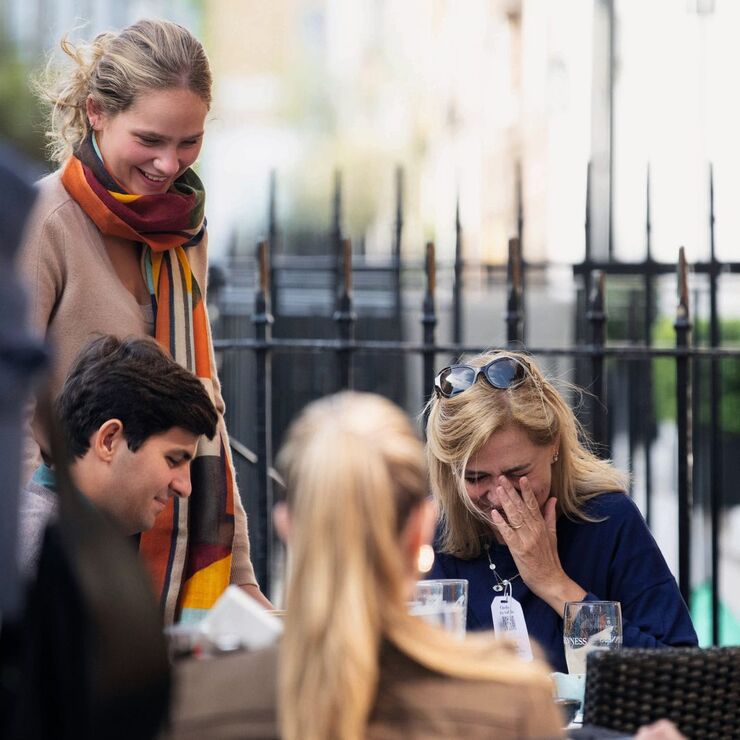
56, 335, 218, 458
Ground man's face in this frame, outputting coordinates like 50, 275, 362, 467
104, 427, 199, 535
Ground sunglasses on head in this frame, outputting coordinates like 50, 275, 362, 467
434, 356, 528, 399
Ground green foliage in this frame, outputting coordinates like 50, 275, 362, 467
652, 316, 740, 434
0, 39, 47, 164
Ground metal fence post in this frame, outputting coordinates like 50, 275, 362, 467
516, 161, 527, 342
674, 246, 693, 607
332, 170, 343, 302
643, 163, 655, 527
333, 237, 356, 389
587, 270, 608, 454
422, 241, 438, 404
506, 236, 524, 346
267, 170, 279, 316
708, 164, 722, 645
453, 194, 464, 346
253, 239, 274, 595
393, 166, 404, 331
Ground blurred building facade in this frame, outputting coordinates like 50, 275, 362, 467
3, 0, 738, 268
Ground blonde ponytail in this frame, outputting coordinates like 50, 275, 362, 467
36, 32, 115, 165
278, 394, 415, 740
277, 392, 554, 740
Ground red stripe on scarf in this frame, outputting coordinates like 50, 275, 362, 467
84, 168, 198, 233
183, 543, 232, 579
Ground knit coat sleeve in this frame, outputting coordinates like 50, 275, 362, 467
15, 193, 68, 482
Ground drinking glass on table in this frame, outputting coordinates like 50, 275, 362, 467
563, 600, 622, 675
409, 579, 468, 638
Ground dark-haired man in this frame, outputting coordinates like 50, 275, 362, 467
18, 334, 218, 577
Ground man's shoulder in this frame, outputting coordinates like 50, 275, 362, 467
18, 479, 58, 578
21, 478, 58, 518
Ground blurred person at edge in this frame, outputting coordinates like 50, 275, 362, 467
167, 392, 565, 740
16, 19, 271, 622
425, 350, 697, 673
18, 335, 217, 579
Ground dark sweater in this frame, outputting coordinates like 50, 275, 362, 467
430, 492, 698, 672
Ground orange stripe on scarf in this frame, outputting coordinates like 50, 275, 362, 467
138, 497, 176, 596
61, 158, 142, 242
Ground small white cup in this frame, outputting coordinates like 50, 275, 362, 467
552, 671, 586, 707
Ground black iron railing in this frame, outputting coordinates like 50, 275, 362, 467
213, 163, 740, 646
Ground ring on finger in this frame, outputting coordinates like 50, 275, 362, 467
509, 519, 524, 529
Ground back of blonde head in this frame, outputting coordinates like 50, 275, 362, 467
426, 350, 627, 558
37, 18, 211, 164
277, 391, 554, 740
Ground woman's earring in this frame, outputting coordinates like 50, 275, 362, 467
552, 451, 559, 464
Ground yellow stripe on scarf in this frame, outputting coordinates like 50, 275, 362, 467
109, 191, 143, 203
151, 251, 163, 290
175, 246, 193, 293
179, 555, 233, 610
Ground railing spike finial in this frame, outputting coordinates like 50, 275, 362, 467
645, 163, 652, 261
506, 236, 523, 345
421, 241, 437, 405
426, 241, 436, 296
588, 269, 606, 315
677, 246, 690, 323
258, 239, 270, 296
342, 237, 353, 295
268, 170, 277, 245
508, 236, 522, 295
585, 160, 592, 262
453, 195, 464, 346
709, 162, 716, 261
332, 169, 343, 241
333, 236, 355, 390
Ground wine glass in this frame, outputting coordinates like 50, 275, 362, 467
563, 600, 622, 675
409, 579, 468, 638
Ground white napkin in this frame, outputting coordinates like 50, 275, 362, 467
198, 585, 283, 651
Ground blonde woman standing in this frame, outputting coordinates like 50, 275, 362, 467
168, 391, 564, 740
426, 350, 697, 672
18, 19, 269, 621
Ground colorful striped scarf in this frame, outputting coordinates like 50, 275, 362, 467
61, 135, 237, 624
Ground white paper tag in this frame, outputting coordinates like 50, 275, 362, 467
491, 595, 534, 662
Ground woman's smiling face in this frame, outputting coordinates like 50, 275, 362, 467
87, 87, 208, 195
464, 425, 558, 529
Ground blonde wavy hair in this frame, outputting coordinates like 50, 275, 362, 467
426, 350, 628, 559
36, 18, 211, 165
276, 391, 554, 740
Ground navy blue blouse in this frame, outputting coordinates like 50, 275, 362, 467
429, 492, 698, 672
